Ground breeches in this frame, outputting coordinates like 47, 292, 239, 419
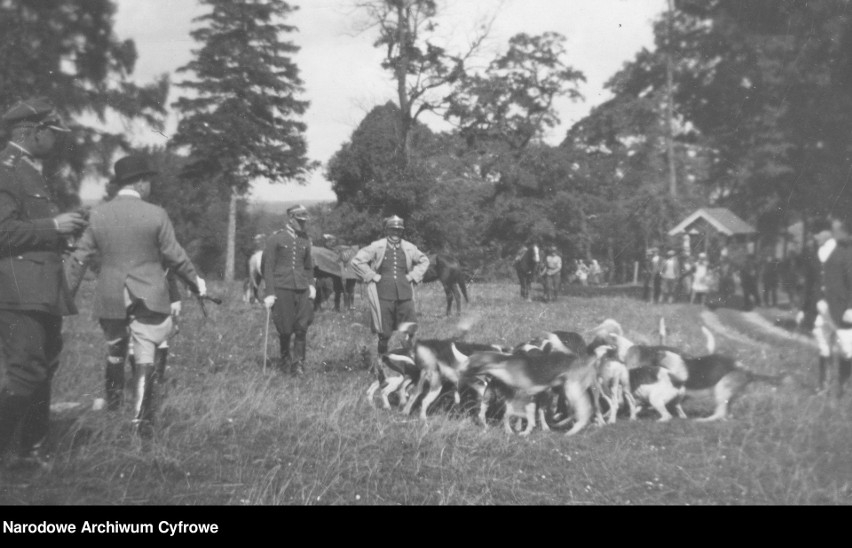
100, 313, 173, 365
379, 298, 416, 338
272, 288, 313, 336
812, 313, 852, 359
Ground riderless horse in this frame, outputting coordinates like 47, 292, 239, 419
422, 254, 469, 316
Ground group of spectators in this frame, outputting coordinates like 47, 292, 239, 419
643, 248, 783, 309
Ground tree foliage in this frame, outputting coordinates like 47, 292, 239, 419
0, 0, 169, 209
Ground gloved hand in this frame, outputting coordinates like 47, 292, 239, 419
373, 275, 382, 283
843, 309, 852, 324
53, 212, 88, 235
196, 277, 208, 297
309, 285, 316, 300
795, 310, 804, 326
170, 301, 182, 318
817, 299, 829, 315
264, 295, 276, 309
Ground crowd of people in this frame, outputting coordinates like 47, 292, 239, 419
641, 247, 787, 310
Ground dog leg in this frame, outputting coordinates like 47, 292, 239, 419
696, 378, 735, 422
649, 391, 673, 422
519, 402, 536, 437
380, 377, 404, 410
537, 404, 550, 433
401, 376, 426, 416
417, 374, 443, 420
624, 390, 639, 421
366, 380, 380, 408
563, 383, 593, 436
503, 412, 515, 434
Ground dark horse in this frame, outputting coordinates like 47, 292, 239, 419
313, 245, 359, 312
422, 254, 469, 316
513, 243, 540, 301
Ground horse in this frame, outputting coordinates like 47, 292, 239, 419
513, 243, 540, 301
422, 254, 469, 316
312, 244, 360, 312
243, 250, 265, 304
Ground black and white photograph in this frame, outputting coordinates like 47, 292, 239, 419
1, 0, 851, 508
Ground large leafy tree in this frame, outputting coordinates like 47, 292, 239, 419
172, 0, 315, 281
356, 0, 492, 167
0, 0, 168, 209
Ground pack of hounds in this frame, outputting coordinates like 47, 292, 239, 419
366, 318, 788, 436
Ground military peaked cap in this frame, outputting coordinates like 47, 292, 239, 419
384, 215, 404, 229
287, 204, 308, 220
2, 97, 70, 132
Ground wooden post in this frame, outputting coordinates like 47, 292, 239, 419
633, 261, 639, 285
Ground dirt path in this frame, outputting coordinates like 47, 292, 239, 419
700, 308, 817, 351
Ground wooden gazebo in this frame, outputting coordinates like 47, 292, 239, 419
668, 207, 756, 263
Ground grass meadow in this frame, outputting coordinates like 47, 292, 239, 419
1, 279, 851, 505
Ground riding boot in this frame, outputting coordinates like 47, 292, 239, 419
817, 356, 829, 392
131, 363, 157, 437
839, 359, 851, 398
105, 360, 125, 411
292, 337, 306, 376
154, 347, 169, 385
18, 380, 50, 462
0, 388, 30, 457
278, 334, 292, 374
377, 336, 389, 356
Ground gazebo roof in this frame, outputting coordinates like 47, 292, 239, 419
668, 208, 756, 237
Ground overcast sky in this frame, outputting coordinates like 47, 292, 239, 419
80, 0, 667, 202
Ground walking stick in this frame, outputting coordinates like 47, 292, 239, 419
263, 305, 271, 371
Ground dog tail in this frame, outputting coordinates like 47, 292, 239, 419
453, 314, 480, 340
701, 326, 716, 354
586, 318, 624, 339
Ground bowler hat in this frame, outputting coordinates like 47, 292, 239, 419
2, 97, 70, 132
113, 155, 158, 186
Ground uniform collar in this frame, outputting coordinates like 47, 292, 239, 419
117, 188, 142, 199
819, 238, 837, 263
386, 238, 402, 249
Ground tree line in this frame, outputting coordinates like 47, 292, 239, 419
3, 0, 851, 282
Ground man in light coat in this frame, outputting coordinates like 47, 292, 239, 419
351, 216, 429, 359
67, 155, 206, 432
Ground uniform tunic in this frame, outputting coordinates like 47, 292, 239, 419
263, 226, 314, 336
0, 144, 72, 395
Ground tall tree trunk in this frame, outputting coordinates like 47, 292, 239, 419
395, 1, 411, 168
665, 0, 677, 198
225, 187, 237, 282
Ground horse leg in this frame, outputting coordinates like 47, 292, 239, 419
452, 284, 462, 315
443, 283, 453, 317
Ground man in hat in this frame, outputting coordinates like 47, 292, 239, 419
660, 249, 680, 303
798, 216, 852, 397
352, 215, 429, 359
66, 154, 206, 433
262, 204, 316, 376
0, 98, 88, 468
542, 246, 562, 303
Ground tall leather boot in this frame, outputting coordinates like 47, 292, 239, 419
818, 356, 830, 392
154, 346, 169, 385
0, 388, 30, 457
839, 359, 851, 398
131, 363, 157, 438
18, 380, 50, 465
105, 360, 125, 411
292, 335, 306, 376
278, 334, 292, 373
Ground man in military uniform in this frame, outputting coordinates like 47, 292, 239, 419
67, 155, 206, 432
263, 204, 316, 376
0, 98, 88, 467
352, 216, 429, 358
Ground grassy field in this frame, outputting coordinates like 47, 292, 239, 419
1, 280, 851, 505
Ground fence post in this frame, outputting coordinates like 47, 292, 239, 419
633, 261, 639, 285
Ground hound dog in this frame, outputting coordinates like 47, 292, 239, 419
395, 321, 502, 420
366, 348, 418, 410
585, 340, 636, 424
464, 333, 599, 436
611, 325, 785, 421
